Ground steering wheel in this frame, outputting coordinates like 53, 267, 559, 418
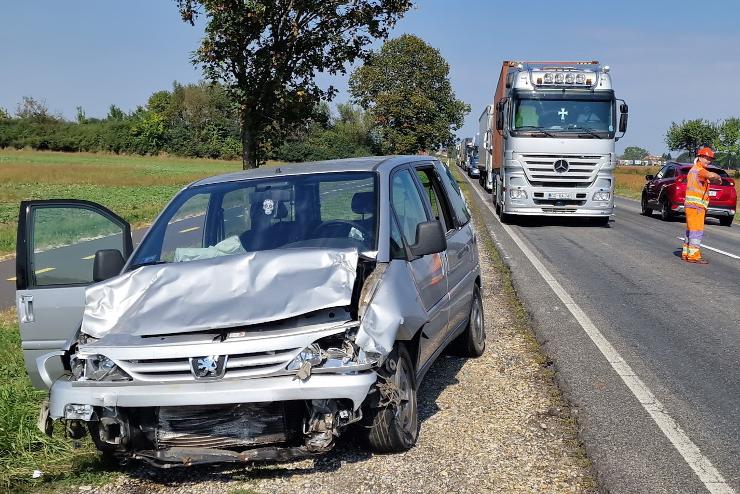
313, 220, 372, 242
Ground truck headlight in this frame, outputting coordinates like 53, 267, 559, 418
593, 191, 611, 201
510, 189, 528, 199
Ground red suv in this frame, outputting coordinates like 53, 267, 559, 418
640, 162, 737, 226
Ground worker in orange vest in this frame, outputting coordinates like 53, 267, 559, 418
681, 147, 722, 263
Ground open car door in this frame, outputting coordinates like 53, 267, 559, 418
15, 200, 132, 388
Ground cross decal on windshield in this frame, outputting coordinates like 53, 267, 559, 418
558, 108, 568, 120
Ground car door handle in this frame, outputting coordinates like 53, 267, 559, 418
19, 294, 34, 323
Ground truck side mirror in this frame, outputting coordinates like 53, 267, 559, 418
93, 249, 126, 282
619, 113, 628, 133
495, 100, 505, 131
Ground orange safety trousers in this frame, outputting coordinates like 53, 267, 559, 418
682, 207, 706, 261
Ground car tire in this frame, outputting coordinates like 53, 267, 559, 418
364, 344, 418, 453
450, 284, 486, 357
719, 216, 734, 227
640, 193, 653, 216
660, 199, 673, 221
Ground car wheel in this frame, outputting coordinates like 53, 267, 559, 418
719, 216, 734, 227
640, 193, 653, 216
660, 199, 673, 221
364, 344, 418, 453
451, 284, 486, 357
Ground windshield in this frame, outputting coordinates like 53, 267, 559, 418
130, 171, 377, 267
511, 92, 615, 137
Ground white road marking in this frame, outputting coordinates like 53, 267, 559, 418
179, 226, 200, 233
34, 267, 55, 274
677, 237, 740, 260
462, 173, 734, 494
82, 254, 95, 260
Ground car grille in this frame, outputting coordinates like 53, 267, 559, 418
520, 154, 603, 187
118, 347, 301, 382
155, 403, 288, 449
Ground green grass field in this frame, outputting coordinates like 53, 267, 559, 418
0, 149, 252, 257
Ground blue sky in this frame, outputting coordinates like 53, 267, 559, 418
1, 0, 739, 154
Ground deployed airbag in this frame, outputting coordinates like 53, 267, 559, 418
82, 248, 358, 338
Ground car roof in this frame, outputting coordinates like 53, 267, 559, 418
190, 155, 435, 187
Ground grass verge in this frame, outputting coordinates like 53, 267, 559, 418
0, 308, 121, 491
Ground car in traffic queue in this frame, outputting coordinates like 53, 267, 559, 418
15, 156, 485, 467
640, 161, 737, 226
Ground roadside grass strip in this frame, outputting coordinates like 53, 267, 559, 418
459, 167, 735, 494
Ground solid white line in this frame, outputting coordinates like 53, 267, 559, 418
462, 173, 734, 494
677, 237, 740, 260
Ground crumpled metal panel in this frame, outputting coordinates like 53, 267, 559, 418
82, 248, 358, 338
356, 260, 428, 356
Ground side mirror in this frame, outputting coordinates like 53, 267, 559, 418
645, 174, 654, 181
410, 221, 447, 257
619, 113, 628, 133
495, 100, 505, 131
93, 249, 126, 282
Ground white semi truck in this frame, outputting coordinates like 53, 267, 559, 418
477, 61, 628, 224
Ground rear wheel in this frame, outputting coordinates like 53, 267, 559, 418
451, 284, 485, 357
364, 344, 418, 453
660, 199, 673, 221
719, 216, 734, 227
640, 193, 653, 216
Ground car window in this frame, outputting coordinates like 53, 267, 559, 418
708, 168, 729, 177
391, 169, 429, 245
131, 172, 377, 267
439, 163, 471, 226
415, 167, 454, 233
655, 166, 668, 179
390, 213, 406, 259
664, 167, 675, 179
30, 206, 127, 286
161, 193, 209, 261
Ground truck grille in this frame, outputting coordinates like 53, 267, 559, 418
119, 347, 301, 382
520, 154, 602, 187
155, 403, 288, 449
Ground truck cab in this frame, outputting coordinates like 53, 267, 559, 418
485, 61, 628, 223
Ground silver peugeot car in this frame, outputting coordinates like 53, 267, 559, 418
15, 156, 483, 466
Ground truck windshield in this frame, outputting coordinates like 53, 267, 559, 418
512, 93, 615, 137
129, 171, 377, 268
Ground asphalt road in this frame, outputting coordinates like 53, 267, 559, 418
459, 170, 739, 493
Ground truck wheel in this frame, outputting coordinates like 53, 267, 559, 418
640, 194, 653, 216
450, 284, 485, 357
660, 200, 673, 221
719, 216, 733, 227
364, 344, 418, 453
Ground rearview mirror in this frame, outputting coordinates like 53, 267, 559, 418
619, 113, 628, 133
410, 221, 447, 258
93, 249, 126, 282
645, 174, 654, 181
495, 99, 506, 131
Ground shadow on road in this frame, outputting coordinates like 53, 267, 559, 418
506, 216, 612, 228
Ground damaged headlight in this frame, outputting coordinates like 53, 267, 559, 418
70, 354, 131, 382
287, 332, 381, 381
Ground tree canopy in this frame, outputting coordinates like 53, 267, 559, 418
176, 0, 412, 169
349, 34, 470, 155
621, 146, 650, 161
665, 119, 719, 158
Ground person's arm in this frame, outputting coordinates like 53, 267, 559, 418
698, 167, 723, 185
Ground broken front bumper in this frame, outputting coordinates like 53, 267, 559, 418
48, 372, 377, 419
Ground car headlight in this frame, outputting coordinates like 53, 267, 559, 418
510, 189, 528, 199
71, 354, 131, 382
287, 332, 381, 380
593, 191, 611, 201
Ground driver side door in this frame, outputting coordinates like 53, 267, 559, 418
15, 200, 132, 388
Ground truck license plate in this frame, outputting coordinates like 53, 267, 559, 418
708, 190, 717, 197
547, 192, 575, 199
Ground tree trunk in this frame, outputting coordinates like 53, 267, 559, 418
241, 112, 258, 170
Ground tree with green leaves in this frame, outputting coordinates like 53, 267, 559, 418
621, 146, 650, 161
665, 119, 719, 158
716, 117, 740, 168
349, 34, 469, 154
176, 0, 412, 169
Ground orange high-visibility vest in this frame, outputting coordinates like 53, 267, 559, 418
684, 159, 711, 210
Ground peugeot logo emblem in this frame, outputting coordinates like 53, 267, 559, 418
553, 159, 570, 173
190, 355, 227, 380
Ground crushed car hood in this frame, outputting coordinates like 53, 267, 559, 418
81, 248, 359, 339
